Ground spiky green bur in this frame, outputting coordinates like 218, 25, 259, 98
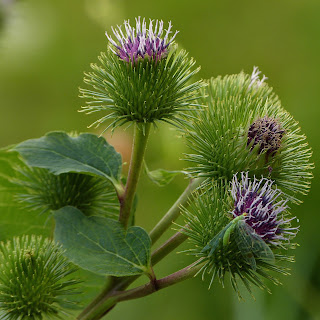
79, 46, 204, 132
182, 69, 313, 203
0, 235, 79, 319
14, 167, 119, 218
181, 181, 296, 297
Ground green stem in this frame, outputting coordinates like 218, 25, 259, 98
77, 297, 118, 320
78, 261, 203, 319
151, 228, 188, 265
49, 218, 55, 240
149, 177, 202, 244
76, 277, 118, 320
119, 123, 151, 228
115, 260, 203, 302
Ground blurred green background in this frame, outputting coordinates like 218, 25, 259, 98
0, 0, 319, 319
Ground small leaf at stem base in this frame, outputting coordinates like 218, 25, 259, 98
144, 162, 185, 187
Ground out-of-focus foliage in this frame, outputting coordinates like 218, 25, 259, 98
0, 0, 319, 319
0, 147, 50, 239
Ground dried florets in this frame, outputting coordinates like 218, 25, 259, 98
247, 116, 285, 158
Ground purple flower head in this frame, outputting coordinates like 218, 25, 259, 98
231, 172, 298, 246
247, 116, 285, 157
105, 17, 179, 63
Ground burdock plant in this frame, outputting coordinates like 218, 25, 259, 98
0, 17, 314, 320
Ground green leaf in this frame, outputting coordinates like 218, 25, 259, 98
54, 206, 152, 277
144, 162, 184, 187
0, 147, 50, 240
14, 132, 122, 183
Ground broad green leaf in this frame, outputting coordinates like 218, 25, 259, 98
0, 147, 50, 240
144, 162, 184, 187
54, 206, 152, 277
14, 132, 122, 183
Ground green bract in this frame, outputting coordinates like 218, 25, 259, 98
0, 235, 79, 319
182, 69, 313, 203
79, 46, 204, 132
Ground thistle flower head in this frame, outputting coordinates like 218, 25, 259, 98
181, 176, 298, 297
231, 172, 297, 246
80, 17, 203, 132
0, 235, 79, 319
247, 116, 285, 157
13, 167, 119, 218
182, 67, 313, 203
106, 17, 178, 63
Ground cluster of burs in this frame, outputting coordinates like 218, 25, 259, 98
80, 17, 313, 294
0, 17, 313, 319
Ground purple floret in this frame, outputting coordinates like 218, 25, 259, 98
231, 172, 298, 246
105, 17, 178, 63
